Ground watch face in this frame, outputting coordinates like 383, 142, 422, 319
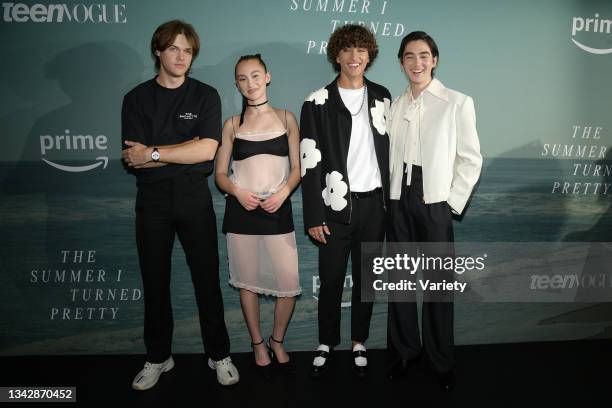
152, 150, 160, 161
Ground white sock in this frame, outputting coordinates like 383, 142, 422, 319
313, 344, 330, 367
353, 344, 367, 367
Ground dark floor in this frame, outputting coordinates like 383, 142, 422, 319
1, 339, 610, 407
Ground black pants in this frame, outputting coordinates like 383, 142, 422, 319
318, 189, 386, 347
387, 165, 455, 374
135, 171, 230, 363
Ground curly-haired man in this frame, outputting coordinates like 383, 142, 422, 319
299, 24, 391, 379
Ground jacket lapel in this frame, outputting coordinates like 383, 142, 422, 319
364, 77, 389, 183
327, 78, 352, 166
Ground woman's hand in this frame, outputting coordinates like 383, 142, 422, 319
235, 187, 260, 211
260, 188, 289, 213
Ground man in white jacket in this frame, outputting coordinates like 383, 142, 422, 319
386, 31, 482, 391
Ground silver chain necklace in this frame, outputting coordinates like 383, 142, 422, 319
347, 86, 367, 116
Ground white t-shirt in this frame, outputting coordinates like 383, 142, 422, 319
339, 86, 382, 192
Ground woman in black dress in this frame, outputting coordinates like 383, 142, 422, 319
215, 54, 301, 378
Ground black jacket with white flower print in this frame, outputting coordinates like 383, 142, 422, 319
299, 76, 391, 229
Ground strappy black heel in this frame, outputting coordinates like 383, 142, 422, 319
267, 335, 295, 375
251, 338, 272, 380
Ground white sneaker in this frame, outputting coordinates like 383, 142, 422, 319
132, 356, 175, 391
207, 356, 240, 385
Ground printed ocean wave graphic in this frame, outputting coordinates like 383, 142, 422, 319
1, 191, 606, 227
3, 299, 610, 354
470, 193, 608, 217
0, 298, 323, 355
0, 195, 135, 225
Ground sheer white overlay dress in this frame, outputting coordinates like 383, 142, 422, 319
222, 116, 301, 297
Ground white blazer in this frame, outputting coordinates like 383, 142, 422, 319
388, 78, 482, 215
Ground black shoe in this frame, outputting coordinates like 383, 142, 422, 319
309, 346, 331, 378
251, 338, 272, 380
437, 370, 455, 392
268, 335, 295, 375
352, 347, 368, 379
387, 356, 420, 380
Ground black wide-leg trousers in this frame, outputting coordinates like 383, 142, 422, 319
135, 171, 230, 363
387, 165, 455, 374
317, 189, 386, 347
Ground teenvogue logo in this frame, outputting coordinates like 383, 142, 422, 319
1, 3, 127, 23
571, 13, 612, 54
40, 130, 109, 172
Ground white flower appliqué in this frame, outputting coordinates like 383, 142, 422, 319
305, 88, 329, 105
370, 97, 390, 135
300, 138, 322, 177
322, 171, 348, 211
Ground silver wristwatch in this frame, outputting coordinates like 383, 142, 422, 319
151, 147, 160, 162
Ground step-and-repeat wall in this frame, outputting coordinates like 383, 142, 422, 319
1, 0, 611, 355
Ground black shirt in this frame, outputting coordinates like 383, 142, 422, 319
121, 77, 222, 183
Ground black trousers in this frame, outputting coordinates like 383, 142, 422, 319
387, 165, 455, 374
135, 171, 230, 363
318, 189, 386, 347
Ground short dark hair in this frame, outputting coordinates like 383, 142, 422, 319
150, 20, 200, 73
327, 24, 378, 73
397, 31, 439, 77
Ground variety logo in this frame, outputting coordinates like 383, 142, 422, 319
571, 13, 612, 54
1, 3, 127, 23
40, 130, 108, 172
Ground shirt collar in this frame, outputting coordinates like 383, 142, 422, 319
405, 78, 448, 102
407, 90, 421, 105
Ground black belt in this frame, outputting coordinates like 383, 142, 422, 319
350, 187, 382, 199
